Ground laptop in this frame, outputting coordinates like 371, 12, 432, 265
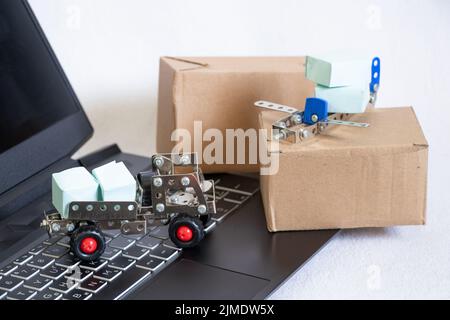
0, 0, 338, 300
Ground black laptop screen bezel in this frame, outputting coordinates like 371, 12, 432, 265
0, 0, 93, 195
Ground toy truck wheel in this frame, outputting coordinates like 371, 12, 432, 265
70, 225, 106, 261
169, 215, 205, 249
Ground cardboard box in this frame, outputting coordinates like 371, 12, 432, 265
258, 107, 428, 231
156, 56, 314, 173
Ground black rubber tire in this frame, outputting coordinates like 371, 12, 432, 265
169, 215, 205, 249
70, 224, 106, 261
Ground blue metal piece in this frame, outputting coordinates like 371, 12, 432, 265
370, 57, 380, 93
303, 97, 328, 125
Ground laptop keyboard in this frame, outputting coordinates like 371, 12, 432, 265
0, 174, 259, 300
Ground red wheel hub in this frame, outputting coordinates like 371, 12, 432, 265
176, 225, 193, 242
80, 237, 98, 254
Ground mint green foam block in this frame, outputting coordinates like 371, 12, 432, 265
92, 161, 137, 202
306, 55, 371, 87
315, 84, 370, 114
52, 167, 99, 218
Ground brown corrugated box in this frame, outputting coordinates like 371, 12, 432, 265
156, 56, 314, 173
258, 107, 428, 231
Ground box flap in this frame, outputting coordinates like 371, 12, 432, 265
162, 56, 209, 71
163, 56, 307, 73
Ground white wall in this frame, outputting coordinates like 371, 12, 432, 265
28, 0, 450, 299
28, 0, 450, 159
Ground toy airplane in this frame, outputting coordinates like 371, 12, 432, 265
255, 57, 380, 143
41, 153, 216, 261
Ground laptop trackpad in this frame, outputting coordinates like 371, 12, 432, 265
131, 259, 269, 300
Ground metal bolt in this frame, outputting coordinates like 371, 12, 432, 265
66, 223, 75, 232
319, 124, 326, 132
291, 114, 302, 125
52, 223, 61, 232
180, 155, 190, 165
301, 130, 311, 139
71, 204, 79, 211
114, 204, 121, 211
273, 130, 286, 141
86, 204, 93, 211
311, 114, 319, 123
276, 121, 287, 128
153, 157, 164, 168
197, 204, 207, 214
181, 176, 190, 186
153, 177, 163, 187
155, 203, 165, 213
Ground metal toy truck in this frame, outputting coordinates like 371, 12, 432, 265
41, 153, 216, 261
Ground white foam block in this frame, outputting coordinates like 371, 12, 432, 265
52, 167, 99, 218
306, 54, 371, 88
315, 84, 370, 114
92, 161, 136, 201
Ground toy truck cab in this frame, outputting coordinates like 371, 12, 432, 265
41, 153, 216, 261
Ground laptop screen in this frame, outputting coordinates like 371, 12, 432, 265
0, 1, 79, 154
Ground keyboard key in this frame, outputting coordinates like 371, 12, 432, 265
40, 265, 68, 280
57, 236, 71, 248
122, 233, 145, 240
206, 188, 228, 199
79, 259, 107, 271
43, 244, 69, 258
24, 275, 53, 291
100, 247, 122, 261
148, 225, 169, 240
224, 192, 249, 204
65, 268, 92, 282
162, 238, 181, 250
27, 255, 54, 269
0, 276, 24, 291
64, 289, 92, 300
109, 235, 135, 250
79, 277, 107, 293
55, 253, 80, 268
102, 229, 122, 238
122, 246, 149, 260
14, 253, 33, 265
43, 235, 63, 245
108, 257, 136, 271
212, 199, 238, 222
214, 175, 259, 195
136, 256, 165, 272
0, 290, 6, 299
49, 278, 78, 294
91, 266, 150, 300
93, 267, 122, 282
0, 263, 18, 276
149, 245, 178, 261
29, 244, 47, 255
6, 286, 36, 300
136, 236, 161, 250
33, 289, 62, 300
11, 266, 39, 280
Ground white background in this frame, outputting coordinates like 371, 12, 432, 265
29, 0, 450, 299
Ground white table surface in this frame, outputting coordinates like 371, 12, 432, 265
29, 0, 450, 299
